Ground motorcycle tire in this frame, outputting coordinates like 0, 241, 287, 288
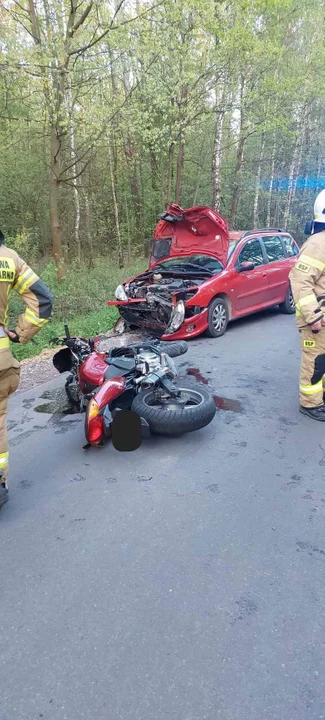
131, 383, 216, 436
65, 375, 81, 409
154, 340, 188, 358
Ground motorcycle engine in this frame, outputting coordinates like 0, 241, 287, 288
137, 351, 161, 375
136, 350, 177, 380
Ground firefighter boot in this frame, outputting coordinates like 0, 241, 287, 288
0, 473, 8, 509
300, 404, 325, 421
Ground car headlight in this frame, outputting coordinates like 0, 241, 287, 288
115, 284, 128, 301
165, 301, 185, 335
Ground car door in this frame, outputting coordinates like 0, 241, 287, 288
261, 235, 290, 303
232, 238, 269, 312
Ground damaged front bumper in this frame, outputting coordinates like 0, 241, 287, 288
108, 298, 209, 340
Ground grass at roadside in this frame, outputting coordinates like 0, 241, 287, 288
8, 257, 147, 361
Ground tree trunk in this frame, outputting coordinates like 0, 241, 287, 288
108, 142, 124, 268
175, 132, 185, 205
50, 125, 64, 270
124, 193, 131, 263
283, 105, 307, 229
230, 78, 246, 228
150, 146, 160, 215
266, 132, 276, 227
83, 188, 94, 268
166, 140, 175, 207
72, 181, 81, 260
62, 5, 81, 262
212, 83, 226, 211
283, 137, 300, 229
175, 83, 188, 206
274, 186, 280, 226
129, 159, 142, 248
253, 131, 266, 227
68, 106, 81, 260
229, 134, 245, 227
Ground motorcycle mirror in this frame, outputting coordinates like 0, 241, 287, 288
64, 324, 71, 339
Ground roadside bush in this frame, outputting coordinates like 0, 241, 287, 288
8, 256, 146, 361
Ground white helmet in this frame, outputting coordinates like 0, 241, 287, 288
314, 189, 325, 223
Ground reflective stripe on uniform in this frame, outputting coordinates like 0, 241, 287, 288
296, 293, 317, 310
296, 309, 302, 318
0, 452, 9, 468
299, 254, 325, 272
13, 269, 38, 295
300, 380, 324, 395
0, 337, 10, 350
4, 284, 11, 326
24, 308, 48, 327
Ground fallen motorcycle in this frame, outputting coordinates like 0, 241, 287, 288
51, 326, 216, 447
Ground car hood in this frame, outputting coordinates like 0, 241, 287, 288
150, 204, 229, 267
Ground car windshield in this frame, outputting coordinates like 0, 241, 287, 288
155, 255, 223, 274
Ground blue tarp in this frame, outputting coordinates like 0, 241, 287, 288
262, 177, 325, 192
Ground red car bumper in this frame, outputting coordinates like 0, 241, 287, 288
108, 300, 209, 340
161, 309, 208, 340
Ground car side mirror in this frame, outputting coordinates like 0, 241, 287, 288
238, 261, 255, 273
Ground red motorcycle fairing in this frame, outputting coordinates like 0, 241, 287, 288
84, 376, 127, 446
94, 377, 127, 411
79, 352, 108, 392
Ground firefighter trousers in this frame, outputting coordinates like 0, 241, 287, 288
0, 364, 20, 488
299, 326, 325, 408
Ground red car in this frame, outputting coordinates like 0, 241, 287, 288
108, 205, 299, 340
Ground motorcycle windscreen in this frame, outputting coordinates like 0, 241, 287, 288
53, 348, 73, 373
150, 205, 229, 266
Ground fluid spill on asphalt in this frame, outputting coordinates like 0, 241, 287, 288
34, 402, 77, 415
186, 367, 209, 385
186, 367, 243, 412
34, 387, 79, 415
213, 395, 243, 413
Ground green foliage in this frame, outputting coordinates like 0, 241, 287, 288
0, 0, 324, 259
8, 257, 146, 361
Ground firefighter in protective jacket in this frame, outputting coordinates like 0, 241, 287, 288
0, 229, 53, 508
289, 189, 325, 420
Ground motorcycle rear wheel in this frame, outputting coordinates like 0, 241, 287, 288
131, 383, 216, 435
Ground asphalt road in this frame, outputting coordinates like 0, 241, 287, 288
1, 308, 325, 720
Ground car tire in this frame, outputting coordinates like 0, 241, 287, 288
206, 297, 229, 338
279, 285, 295, 314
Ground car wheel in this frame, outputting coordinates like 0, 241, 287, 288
206, 297, 229, 338
279, 285, 295, 314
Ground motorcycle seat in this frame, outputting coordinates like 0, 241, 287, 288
104, 356, 136, 379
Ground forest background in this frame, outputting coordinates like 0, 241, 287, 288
0, 0, 324, 359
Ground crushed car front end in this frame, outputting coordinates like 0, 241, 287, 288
108, 268, 210, 339
108, 204, 230, 339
